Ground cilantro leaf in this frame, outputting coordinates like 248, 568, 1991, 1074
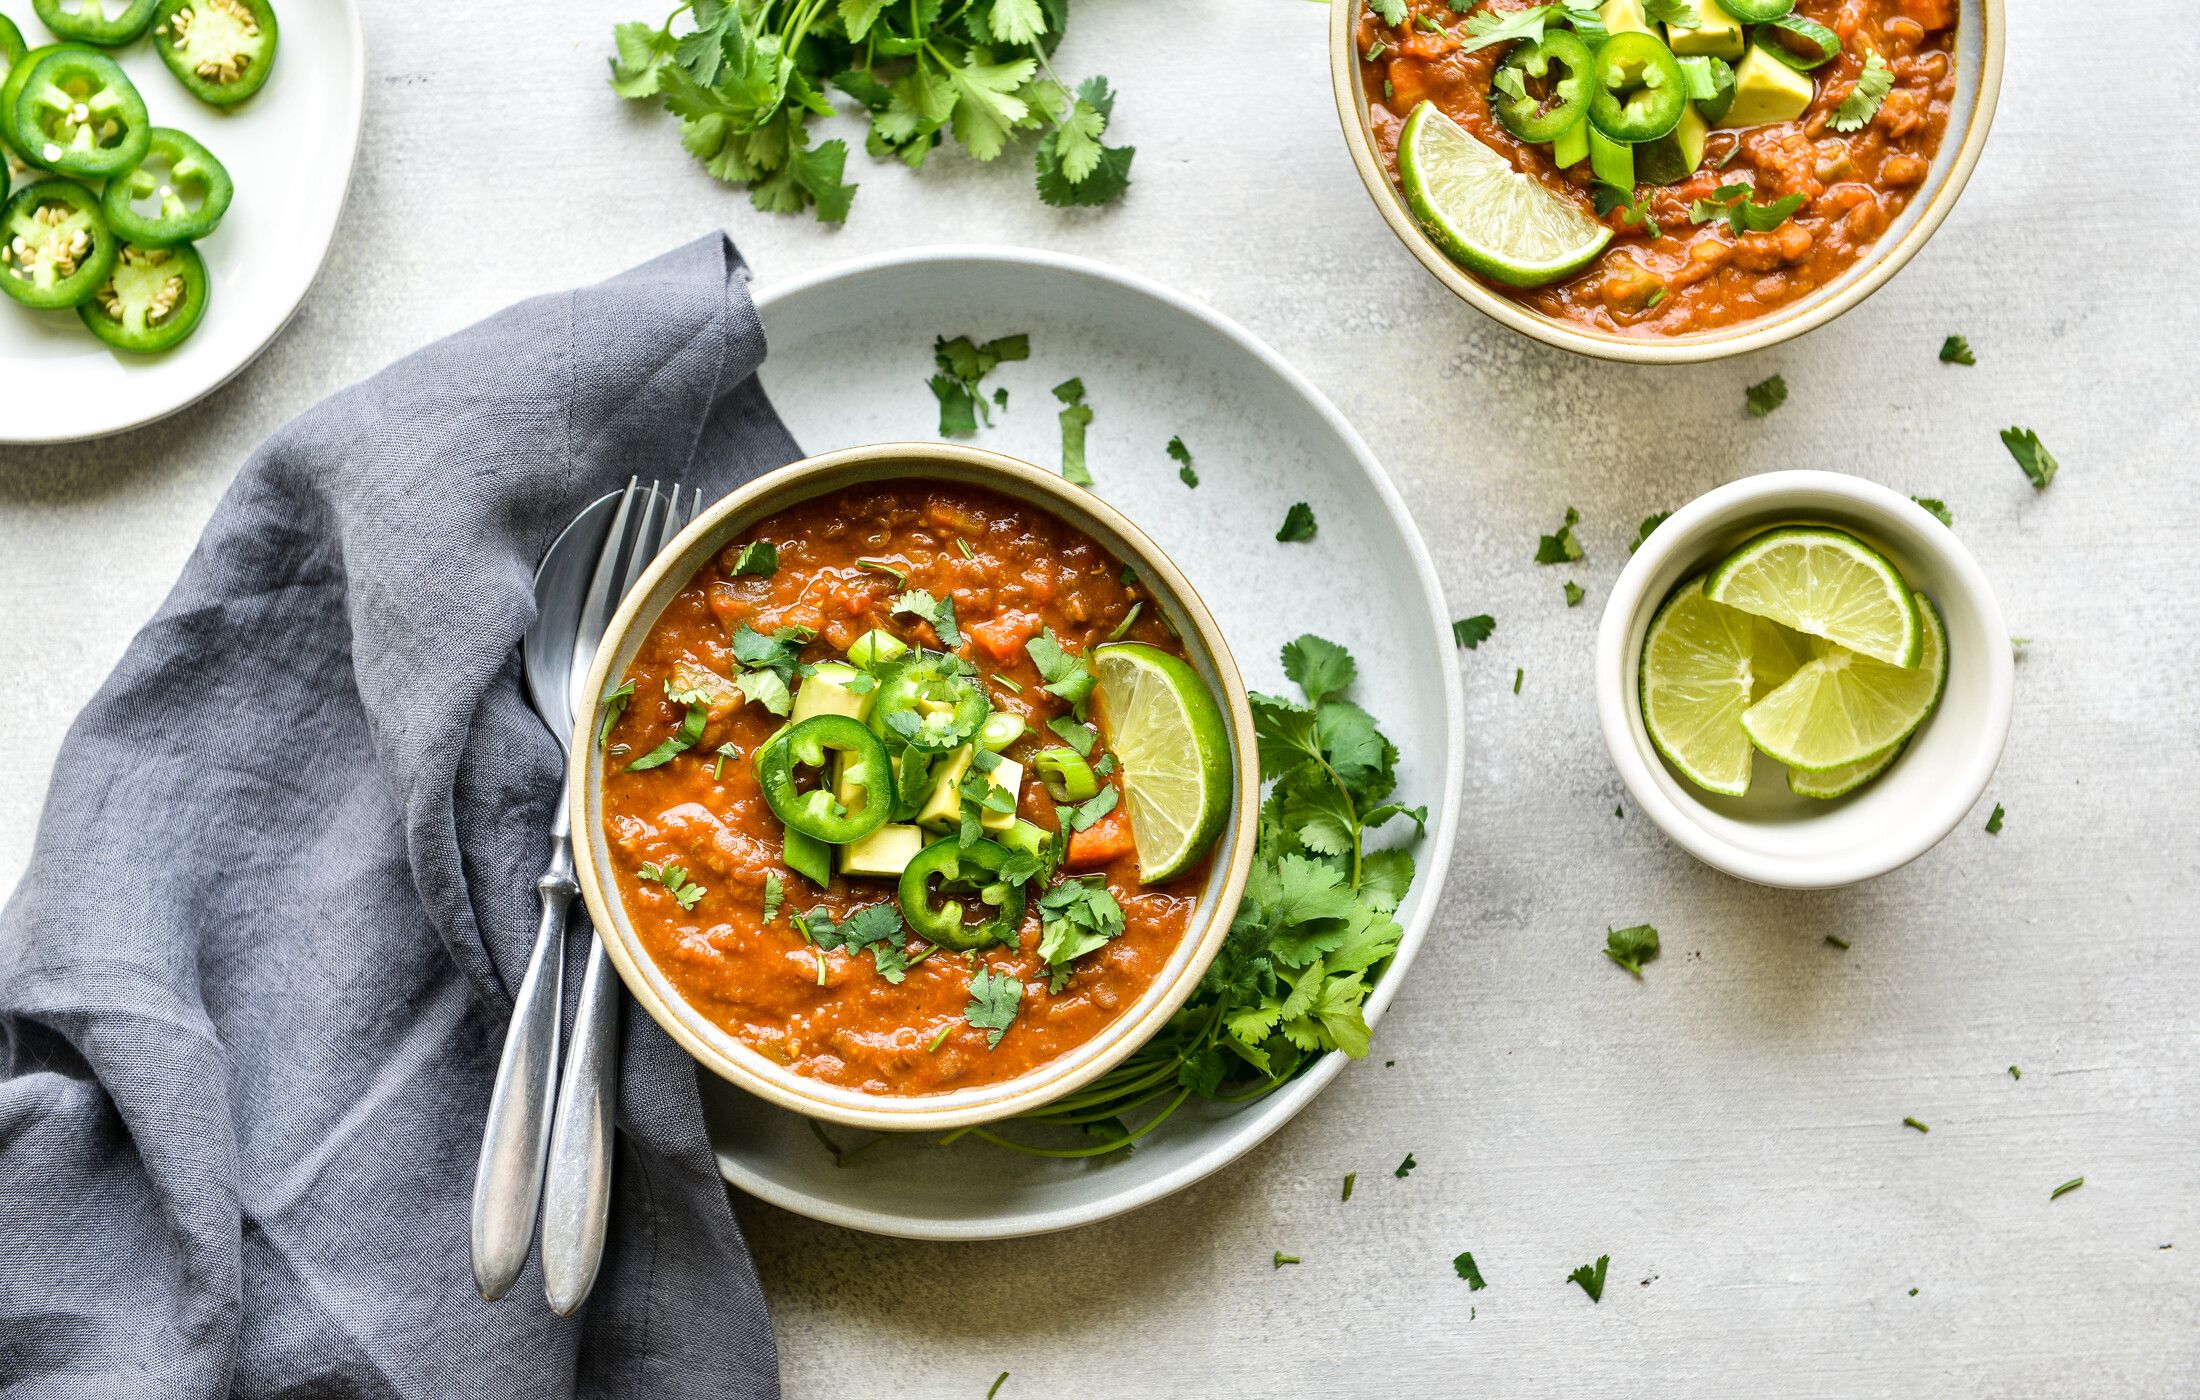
2001, 427, 2059, 488
1568, 1254, 1609, 1303
1282, 635, 1356, 705
1604, 923, 1660, 977
732, 623, 813, 684
1167, 434, 1197, 487
1535, 506, 1583, 564
1912, 496, 1953, 527
627, 702, 707, 770
891, 589, 962, 649
1037, 876, 1126, 990
1452, 614, 1496, 649
1037, 76, 1135, 207
1458, 2, 1556, 54
637, 860, 705, 910
1746, 374, 1789, 417
1053, 378, 1094, 485
1025, 627, 1096, 715
1644, 0, 1694, 23
1830, 50, 1894, 133
1564, 580, 1585, 608
608, 20, 677, 99
1689, 181, 1804, 235
1454, 1252, 1487, 1289
1276, 502, 1317, 543
1591, 180, 1660, 238
1395, 1152, 1416, 1178
1366, 0, 1407, 23
1631, 511, 1671, 552
1985, 802, 2005, 834
963, 966, 1024, 1047
596, 678, 635, 750
761, 872, 783, 923
1939, 335, 1975, 366
730, 540, 778, 577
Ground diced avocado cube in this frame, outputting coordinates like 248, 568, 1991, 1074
1636, 104, 1711, 184
1588, 127, 1634, 188
916, 745, 976, 831
1551, 119, 1590, 170
831, 748, 889, 814
839, 823, 925, 879
1598, 0, 1652, 37
782, 828, 832, 889
790, 661, 873, 725
846, 629, 906, 671
1675, 101, 1709, 173
1720, 44, 1814, 128
1665, 0, 1744, 60
982, 757, 1023, 833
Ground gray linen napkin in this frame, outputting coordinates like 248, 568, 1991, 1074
0, 234, 796, 1399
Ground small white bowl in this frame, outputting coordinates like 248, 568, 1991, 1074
1596, 471, 2012, 888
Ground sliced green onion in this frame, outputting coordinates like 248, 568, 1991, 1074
1757, 15, 1841, 69
855, 558, 907, 585
1035, 747, 1099, 802
979, 711, 1026, 751
847, 628, 908, 671
1107, 602, 1142, 641
990, 672, 1023, 694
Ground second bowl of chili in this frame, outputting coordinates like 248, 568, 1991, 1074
572, 443, 1260, 1132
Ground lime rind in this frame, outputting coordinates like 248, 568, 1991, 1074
1397, 101, 1611, 290
1638, 576, 1768, 798
1741, 593, 1947, 773
1092, 642, 1232, 884
1788, 741, 1903, 799
1704, 527, 1922, 668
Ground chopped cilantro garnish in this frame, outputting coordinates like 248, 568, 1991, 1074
964, 967, 1022, 1047
891, 589, 962, 649
1564, 580, 1585, 608
1048, 715, 1098, 756
1689, 180, 1804, 235
1454, 1251, 1487, 1290
1025, 627, 1096, 715
1746, 374, 1789, 417
2008, 1065, 2021, 1080
1054, 378, 1094, 486
730, 540, 778, 578
627, 701, 708, 770
2001, 427, 2058, 488
1830, 50, 1894, 132
1631, 511, 1671, 552
1342, 1172, 1356, 1202
761, 872, 783, 924
1567, 1255, 1609, 1303
711, 742, 739, 780
1107, 602, 1143, 642
1605, 923, 1659, 977
1059, 784, 1118, 832
1167, 435, 1197, 487
1037, 876, 1126, 990
956, 537, 975, 561
595, 679, 635, 749
987, 1372, 1009, 1400
1643, 0, 1693, 23
2050, 1176, 2084, 1200
1272, 1250, 1301, 1269
1825, 934, 1851, 950
1535, 506, 1583, 563
797, 903, 910, 982
1395, 1152, 1416, 1178
1367, 0, 1404, 23
1276, 501, 1317, 543
929, 334, 1027, 436
1452, 614, 1496, 650
1903, 1116, 1930, 1134
1912, 497, 1953, 527
1513, 667, 1523, 694
637, 861, 705, 910
731, 623, 812, 686
1985, 802, 2005, 834
855, 557, 906, 586
1592, 180, 1660, 238
1939, 335, 1975, 366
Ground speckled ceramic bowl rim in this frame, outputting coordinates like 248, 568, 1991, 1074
1595, 470, 2013, 887
570, 443, 1261, 1132
1327, 0, 2006, 363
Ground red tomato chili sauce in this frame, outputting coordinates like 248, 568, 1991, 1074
598, 483, 1211, 1096
1359, 0, 1959, 336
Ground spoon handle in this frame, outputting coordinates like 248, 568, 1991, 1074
468, 786, 574, 1301
541, 929, 621, 1316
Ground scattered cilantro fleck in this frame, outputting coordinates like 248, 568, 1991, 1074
1908, 1287, 1919, 1297
1564, 580, 1585, 608
797, 902, 911, 982
730, 540, 778, 578
987, 1372, 1009, 1400
1567, 1255, 1609, 1303
2001, 427, 2059, 488
1830, 49, 1894, 132
1614, 804, 1623, 819
627, 700, 708, 770
1825, 934, 1851, 950
1912, 497, 1953, 527
1276, 501, 1317, 543
1746, 374, 1789, 417
711, 742, 739, 781
1054, 378, 1094, 486
1395, 1152, 1416, 1178
928, 1023, 954, 1054
1273, 1251, 1301, 1269
929, 334, 1028, 436
1631, 511, 1671, 552
1454, 1251, 1487, 1290
855, 557, 906, 586
1037, 876, 1126, 991
1452, 614, 1496, 649
1025, 627, 1097, 715
963, 966, 1023, 1047
1342, 1172, 1356, 1202
1167, 434, 1197, 487
595, 679, 635, 749
1059, 784, 1119, 832
2008, 1065, 2021, 1080
1605, 923, 1660, 977
1903, 1116, 1930, 1134
1592, 179, 1661, 238
1513, 667, 1523, 694
2050, 1176, 2085, 1200
1535, 506, 1583, 564
1939, 334, 1975, 365
1106, 602, 1142, 641
637, 861, 705, 910
1688, 180, 1804, 236
891, 589, 962, 649
1986, 803, 2005, 834
761, 872, 783, 924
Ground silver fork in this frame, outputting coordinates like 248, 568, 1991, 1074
471, 477, 700, 1310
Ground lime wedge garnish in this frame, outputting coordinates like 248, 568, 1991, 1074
1742, 594, 1947, 772
1638, 577, 1801, 798
1396, 101, 1612, 289
1092, 643, 1232, 883
1704, 527, 1923, 667
1788, 742, 1904, 799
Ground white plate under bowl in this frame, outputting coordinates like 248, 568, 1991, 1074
0, 0, 364, 444
700, 246, 1465, 1239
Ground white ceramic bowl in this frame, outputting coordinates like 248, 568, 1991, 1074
1596, 471, 2011, 887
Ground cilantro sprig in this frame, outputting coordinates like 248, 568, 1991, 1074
608, 0, 1133, 222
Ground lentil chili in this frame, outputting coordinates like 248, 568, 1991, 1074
599, 484, 1211, 1096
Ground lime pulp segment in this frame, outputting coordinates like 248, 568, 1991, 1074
1091, 642, 1232, 883
1638, 576, 1797, 798
1704, 527, 1923, 668
1741, 593, 1947, 773
1396, 101, 1611, 290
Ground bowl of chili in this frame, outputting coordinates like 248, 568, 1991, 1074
570, 443, 1261, 1132
1331, 0, 2004, 361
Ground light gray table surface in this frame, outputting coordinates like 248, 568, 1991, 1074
3, 2, 2194, 1396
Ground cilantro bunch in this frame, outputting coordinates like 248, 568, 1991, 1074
608, 0, 1134, 223
957, 636, 1423, 1158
